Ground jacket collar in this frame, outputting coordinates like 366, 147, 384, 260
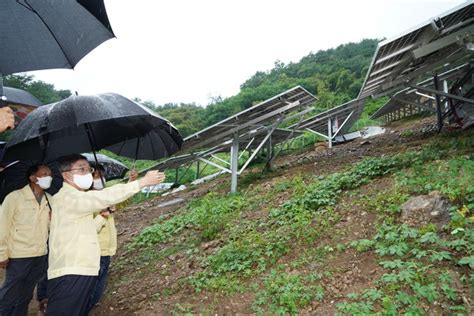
19, 184, 50, 207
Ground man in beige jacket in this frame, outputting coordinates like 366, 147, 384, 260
87, 165, 138, 311
46, 154, 164, 316
0, 164, 53, 315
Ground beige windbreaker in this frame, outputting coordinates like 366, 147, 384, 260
47, 181, 140, 280
0, 185, 51, 261
94, 213, 117, 256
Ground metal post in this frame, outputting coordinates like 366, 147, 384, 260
195, 161, 200, 180
267, 136, 273, 160
230, 133, 239, 193
443, 80, 449, 111
327, 118, 333, 149
175, 168, 179, 184
433, 75, 444, 132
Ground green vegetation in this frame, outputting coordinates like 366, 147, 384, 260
3, 73, 72, 105
113, 128, 473, 314
142, 39, 379, 137
252, 269, 324, 315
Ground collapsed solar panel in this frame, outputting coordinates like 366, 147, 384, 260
359, 1, 474, 100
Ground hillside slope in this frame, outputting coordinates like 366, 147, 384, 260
94, 118, 473, 315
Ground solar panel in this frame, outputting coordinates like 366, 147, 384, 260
183, 85, 316, 152
290, 98, 366, 138
359, 1, 474, 99
214, 128, 304, 153
372, 62, 472, 122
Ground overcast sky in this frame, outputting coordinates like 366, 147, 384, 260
28, 0, 465, 106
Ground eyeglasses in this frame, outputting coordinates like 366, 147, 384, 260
67, 167, 95, 174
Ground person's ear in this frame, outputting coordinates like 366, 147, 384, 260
61, 172, 71, 182
29, 174, 37, 183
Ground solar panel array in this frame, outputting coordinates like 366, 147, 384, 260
142, 2, 474, 186
182, 86, 316, 152
359, 1, 473, 99
372, 62, 473, 121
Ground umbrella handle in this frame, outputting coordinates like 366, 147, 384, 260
85, 123, 106, 188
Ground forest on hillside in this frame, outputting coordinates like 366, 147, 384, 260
4, 38, 380, 138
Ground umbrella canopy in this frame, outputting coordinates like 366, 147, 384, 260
3, 87, 43, 108
105, 126, 183, 160
0, 160, 63, 203
3, 93, 183, 162
2, 86, 43, 124
0, 142, 5, 161
82, 153, 129, 181
0, 0, 114, 76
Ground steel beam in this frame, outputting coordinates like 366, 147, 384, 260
392, 97, 437, 113
412, 24, 474, 59
198, 157, 232, 174
411, 84, 474, 105
239, 117, 282, 175
230, 133, 239, 193
331, 111, 354, 139
327, 118, 333, 149
433, 75, 444, 132
305, 128, 329, 139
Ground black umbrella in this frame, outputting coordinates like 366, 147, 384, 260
0, 160, 63, 203
0, 142, 6, 162
3, 93, 183, 162
0, 0, 114, 99
82, 153, 129, 181
2, 86, 43, 125
105, 126, 183, 160
0, 0, 114, 76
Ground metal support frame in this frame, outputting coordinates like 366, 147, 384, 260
327, 118, 333, 149
198, 157, 232, 174
230, 133, 239, 193
392, 97, 437, 113
185, 99, 302, 151
304, 110, 354, 144
177, 162, 194, 184
433, 75, 445, 132
265, 106, 314, 168
331, 111, 354, 139
411, 84, 474, 105
195, 161, 200, 180
305, 128, 328, 139
412, 24, 474, 59
211, 154, 231, 166
240, 118, 282, 174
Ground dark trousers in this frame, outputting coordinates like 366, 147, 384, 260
36, 274, 48, 302
88, 256, 111, 311
46, 275, 96, 316
0, 255, 48, 316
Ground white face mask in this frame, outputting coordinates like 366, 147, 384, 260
36, 176, 53, 190
73, 173, 93, 190
92, 177, 106, 190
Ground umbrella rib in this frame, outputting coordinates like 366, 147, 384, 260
23, 0, 75, 68
149, 130, 157, 160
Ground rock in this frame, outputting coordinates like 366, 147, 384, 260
314, 142, 327, 152
360, 140, 371, 146
400, 191, 452, 228
201, 240, 220, 251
